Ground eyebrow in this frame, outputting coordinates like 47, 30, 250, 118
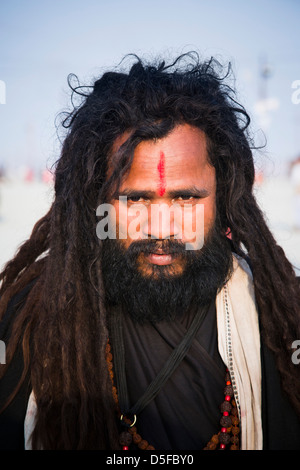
118, 186, 210, 199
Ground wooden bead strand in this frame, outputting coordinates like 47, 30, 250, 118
106, 341, 240, 451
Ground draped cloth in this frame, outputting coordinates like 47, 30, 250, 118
121, 290, 227, 449
216, 254, 262, 450
24, 253, 262, 450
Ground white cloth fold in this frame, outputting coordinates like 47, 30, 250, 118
24, 390, 37, 450
216, 253, 262, 450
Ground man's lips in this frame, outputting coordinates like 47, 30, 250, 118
144, 249, 178, 266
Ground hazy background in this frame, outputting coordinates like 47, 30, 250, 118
1, 0, 300, 272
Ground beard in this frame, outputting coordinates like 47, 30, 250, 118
101, 224, 233, 324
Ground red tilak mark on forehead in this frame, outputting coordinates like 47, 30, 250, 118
157, 151, 166, 196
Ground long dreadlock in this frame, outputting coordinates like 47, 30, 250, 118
1, 52, 299, 449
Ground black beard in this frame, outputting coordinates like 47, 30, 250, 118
101, 226, 233, 324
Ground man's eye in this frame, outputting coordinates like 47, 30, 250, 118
128, 196, 147, 203
177, 196, 194, 201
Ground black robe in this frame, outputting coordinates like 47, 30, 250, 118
0, 281, 300, 450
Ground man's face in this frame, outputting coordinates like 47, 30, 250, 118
111, 124, 217, 278
102, 124, 232, 323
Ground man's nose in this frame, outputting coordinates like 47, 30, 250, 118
142, 203, 181, 240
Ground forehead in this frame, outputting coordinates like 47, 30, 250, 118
118, 124, 215, 192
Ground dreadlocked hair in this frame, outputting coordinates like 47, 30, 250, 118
0, 52, 299, 449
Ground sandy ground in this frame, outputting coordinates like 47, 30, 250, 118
254, 176, 300, 274
0, 176, 300, 274
0, 179, 54, 271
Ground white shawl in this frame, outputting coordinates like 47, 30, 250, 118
25, 253, 263, 450
216, 254, 262, 449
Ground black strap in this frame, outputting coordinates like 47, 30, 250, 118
110, 302, 211, 424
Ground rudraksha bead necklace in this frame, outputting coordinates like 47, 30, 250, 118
106, 340, 240, 450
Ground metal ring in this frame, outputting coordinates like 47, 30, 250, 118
120, 414, 137, 427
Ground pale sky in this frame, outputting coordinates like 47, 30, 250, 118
0, 0, 300, 175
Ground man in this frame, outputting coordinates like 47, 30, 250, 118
0, 53, 300, 450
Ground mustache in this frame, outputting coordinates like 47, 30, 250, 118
126, 238, 187, 257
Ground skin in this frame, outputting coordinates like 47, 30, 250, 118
111, 124, 217, 277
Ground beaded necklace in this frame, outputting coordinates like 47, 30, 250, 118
106, 339, 240, 451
